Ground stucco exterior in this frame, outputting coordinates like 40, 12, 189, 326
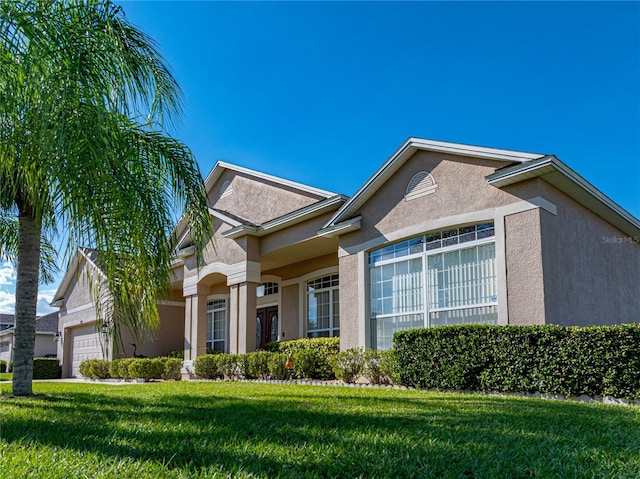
50, 138, 640, 369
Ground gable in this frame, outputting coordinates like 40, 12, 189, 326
338, 150, 524, 248
325, 137, 544, 228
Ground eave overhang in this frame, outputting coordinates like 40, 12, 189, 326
317, 216, 362, 238
222, 194, 348, 240
487, 155, 640, 238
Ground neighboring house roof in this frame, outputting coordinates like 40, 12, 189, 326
324, 137, 546, 228
50, 247, 104, 308
36, 311, 59, 333
0, 311, 58, 337
0, 313, 14, 330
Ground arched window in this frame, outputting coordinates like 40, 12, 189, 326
405, 171, 437, 200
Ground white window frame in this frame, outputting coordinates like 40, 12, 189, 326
206, 299, 227, 353
306, 274, 340, 338
369, 223, 498, 349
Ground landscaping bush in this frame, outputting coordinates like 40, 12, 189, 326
33, 358, 62, 379
240, 352, 272, 379
363, 349, 394, 385
194, 354, 223, 380
393, 324, 640, 399
161, 357, 182, 381
79, 358, 111, 379
267, 352, 292, 380
268, 337, 339, 380
218, 354, 241, 380
8, 360, 12, 372
0, 360, 6, 373
332, 348, 364, 383
128, 358, 164, 380
110, 358, 135, 380
164, 349, 184, 360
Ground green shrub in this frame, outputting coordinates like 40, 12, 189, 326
110, 358, 135, 379
164, 349, 184, 360
8, 360, 12, 372
218, 354, 241, 380
33, 358, 62, 379
160, 357, 182, 381
241, 352, 272, 379
363, 349, 394, 385
0, 360, 6, 373
128, 358, 164, 380
332, 348, 364, 383
268, 337, 339, 380
267, 352, 292, 380
194, 354, 223, 380
393, 324, 640, 399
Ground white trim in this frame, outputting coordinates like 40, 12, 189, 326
208, 208, 242, 228
204, 160, 338, 200
326, 137, 545, 228
317, 216, 362, 238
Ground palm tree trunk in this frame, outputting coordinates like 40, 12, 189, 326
12, 205, 41, 396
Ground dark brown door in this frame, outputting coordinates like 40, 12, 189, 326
256, 306, 278, 350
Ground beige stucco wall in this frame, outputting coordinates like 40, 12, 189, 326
504, 208, 546, 325
263, 253, 337, 281
60, 265, 95, 311
209, 170, 324, 225
537, 183, 640, 326
338, 253, 360, 350
118, 304, 185, 358
281, 284, 299, 341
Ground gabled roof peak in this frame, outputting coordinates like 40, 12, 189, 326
325, 137, 546, 228
204, 160, 338, 200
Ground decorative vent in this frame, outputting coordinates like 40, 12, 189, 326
220, 180, 233, 198
405, 171, 437, 201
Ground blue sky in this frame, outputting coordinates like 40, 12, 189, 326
1, 1, 638, 315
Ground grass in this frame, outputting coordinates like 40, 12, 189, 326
0, 372, 11, 381
1, 382, 639, 479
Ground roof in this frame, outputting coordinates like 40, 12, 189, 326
0, 313, 14, 330
325, 137, 546, 227
486, 155, 640, 238
0, 311, 58, 335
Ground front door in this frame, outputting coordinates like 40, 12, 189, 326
256, 306, 278, 350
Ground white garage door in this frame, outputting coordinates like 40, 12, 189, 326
70, 324, 103, 378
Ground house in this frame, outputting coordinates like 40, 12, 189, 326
0, 311, 59, 364
52, 138, 640, 377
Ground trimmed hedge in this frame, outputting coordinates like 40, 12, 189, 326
33, 358, 62, 379
194, 354, 223, 380
393, 324, 640, 399
266, 337, 339, 380
80, 357, 182, 381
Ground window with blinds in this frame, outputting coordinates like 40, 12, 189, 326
369, 223, 497, 349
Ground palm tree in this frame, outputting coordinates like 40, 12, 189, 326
0, 0, 213, 395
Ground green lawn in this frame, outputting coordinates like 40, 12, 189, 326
0, 372, 11, 381
1, 382, 639, 478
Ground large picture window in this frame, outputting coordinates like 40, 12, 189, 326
370, 223, 497, 349
307, 274, 340, 338
206, 299, 227, 353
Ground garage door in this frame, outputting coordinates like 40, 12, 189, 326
70, 324, 103, 378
